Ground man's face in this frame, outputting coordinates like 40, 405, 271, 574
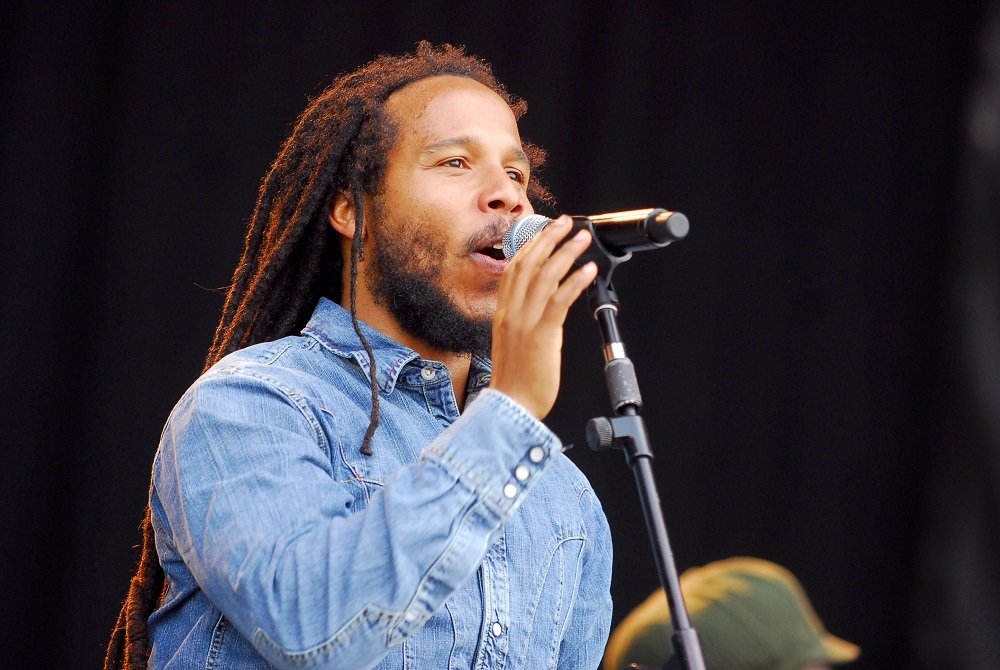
363, 75, 533, 355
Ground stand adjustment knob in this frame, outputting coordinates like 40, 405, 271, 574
585, 417, 615, 451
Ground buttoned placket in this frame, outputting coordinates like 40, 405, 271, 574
418, 362, 460, 426
474, 533, 510, 669
414, 360, 515, 669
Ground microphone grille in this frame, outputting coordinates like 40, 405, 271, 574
502, 214, 551, 258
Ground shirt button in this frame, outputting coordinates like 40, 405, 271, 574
514, 465, 530, 481
420, 367, 436, 380
528, 446, 545, 463
492, 622, 503, 636
503, 483, 518, 499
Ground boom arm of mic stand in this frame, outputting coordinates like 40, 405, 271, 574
584, 268, 705, 670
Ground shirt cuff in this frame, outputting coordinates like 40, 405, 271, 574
421, 388, 561, 517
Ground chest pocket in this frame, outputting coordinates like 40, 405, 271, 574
517, 533, 587, 668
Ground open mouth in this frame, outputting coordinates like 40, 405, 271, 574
475, 242, 506, 261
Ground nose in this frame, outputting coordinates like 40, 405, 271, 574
479, 167, 528, 218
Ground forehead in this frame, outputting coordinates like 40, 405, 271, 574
384, 75, 521, 149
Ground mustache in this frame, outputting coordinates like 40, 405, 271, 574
463, 216, 513, 254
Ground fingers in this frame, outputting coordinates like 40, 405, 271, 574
498, 216, 594, 319
489, 215, 598, 419
497, 216, 572, 305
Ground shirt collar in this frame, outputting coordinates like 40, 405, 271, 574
301, 298, 492, 395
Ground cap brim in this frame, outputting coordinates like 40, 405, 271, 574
821, 632, 861, 664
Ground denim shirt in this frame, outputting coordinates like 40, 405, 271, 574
148, 298, 613, 669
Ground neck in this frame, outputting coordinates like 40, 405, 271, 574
431, 350, 473, 408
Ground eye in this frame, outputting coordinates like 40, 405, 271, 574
506, 169, 526, 184
442, 158, 468, 169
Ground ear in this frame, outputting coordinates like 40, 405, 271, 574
328, 191, 357, 239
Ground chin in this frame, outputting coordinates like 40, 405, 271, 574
460, 299, 496, 323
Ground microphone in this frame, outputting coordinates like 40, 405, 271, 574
502, 208, 689, 259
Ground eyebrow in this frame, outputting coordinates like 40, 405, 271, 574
421, 136, 530, 166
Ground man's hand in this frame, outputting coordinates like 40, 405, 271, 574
490, 216, 598, 419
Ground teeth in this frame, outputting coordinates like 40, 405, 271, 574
492, 241, 503, 250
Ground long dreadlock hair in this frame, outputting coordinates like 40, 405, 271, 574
104, 42, 553, 669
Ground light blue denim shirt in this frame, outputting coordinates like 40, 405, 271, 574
148, 298, 613, 669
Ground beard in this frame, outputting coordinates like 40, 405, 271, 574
365, 207, 504, 358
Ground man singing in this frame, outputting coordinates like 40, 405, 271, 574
106, 42, 613, 669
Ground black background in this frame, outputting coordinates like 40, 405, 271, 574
2, 2, 996, 668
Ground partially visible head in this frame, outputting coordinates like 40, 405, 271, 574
604, 557, 861, 670
206, 42, 552, 368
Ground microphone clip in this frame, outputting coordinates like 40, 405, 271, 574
569, 215, 632, 284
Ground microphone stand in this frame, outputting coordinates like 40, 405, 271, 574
581, 232, 705, 670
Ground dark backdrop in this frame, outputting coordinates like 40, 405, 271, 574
2, 2, 996, 668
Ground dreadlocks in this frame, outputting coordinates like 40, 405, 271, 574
104, 41, 553, 670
